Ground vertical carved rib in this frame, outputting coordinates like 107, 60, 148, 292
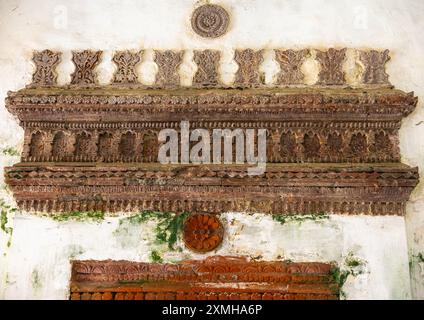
302, 132, 321, 158
359, 49, 390, 85
316, 48, 347, 85
71, 50, 102, 85
119, 131, 136, 159
30, 50, 61, 87
74, 132, 96, 159
51, 131, 68, 160
112, 51, 142, 85
275, 49, 309, 85
154, 50, 183, 87
193, 50, 221, 87
234, 49, 264, 87
29, 131, 46, 159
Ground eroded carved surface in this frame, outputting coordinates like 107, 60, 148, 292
275, 49, 309, 85
234, 49, 264, 87
360, 49, 391, 85
154, 50, 183, 87
193, 50, 221, 87
30, 50, 61, 87
70, 256, 339, 300
70, 50, 102, 85
316, 48, 347, 85
112, 51, 142, 85
191, 4, 230, 38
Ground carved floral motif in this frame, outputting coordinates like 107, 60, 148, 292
31, 50, 61, 86
183, 214, 223, 252
275, 49, 309, 85
193, 50, 221, 87
234, 49, 264, 87
360, 49, 390, 85
112, 51, 142, 85
316, 48, 347, 85
71, 50, 102, 85
154, 50, 183, 87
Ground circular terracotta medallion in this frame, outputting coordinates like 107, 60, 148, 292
183, 213, 224, 252
191, 4, 230, 38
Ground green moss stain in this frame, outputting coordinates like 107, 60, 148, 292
31, 269, 42, 291
1, 146, 19, 156
330, 252, 367, 299
0, 199, 16, 247
52, 210, 104, 222
150, 250, 163, 263
272, 212, 329, 225
119, 211, 188, 250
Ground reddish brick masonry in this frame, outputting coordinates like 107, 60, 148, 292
70, 256, 339, 300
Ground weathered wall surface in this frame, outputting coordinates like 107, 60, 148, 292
0, 0, 423, 299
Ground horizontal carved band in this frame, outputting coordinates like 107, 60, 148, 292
70, 257, 338, 300
5, 163, 418, 215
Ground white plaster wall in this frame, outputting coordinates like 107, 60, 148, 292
0, 0, 423, 299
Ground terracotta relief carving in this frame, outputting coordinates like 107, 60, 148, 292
183, 214, 223, 252
30, 50, 61, 87
193, 50, 221, 87
70, 257, 339, 300
360, 49, 391, 85
112, 51, 142, 85
234, 49, 264, 87
191, 4, 230, 38
275, 49, 309, 85
316, 48, 347, 85
4, 48, 419, 217
154, 50, 183, 87
70, 50, 102, 85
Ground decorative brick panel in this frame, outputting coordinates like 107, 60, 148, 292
70, 256, 339, 300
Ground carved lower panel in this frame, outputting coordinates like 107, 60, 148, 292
5, 163, 418, 215
21, 127, 399, 163
70, 257, 339, 300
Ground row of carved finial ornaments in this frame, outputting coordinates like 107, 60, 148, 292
31, 48, 390, 88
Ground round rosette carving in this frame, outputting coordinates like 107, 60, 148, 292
191, 4, 230, 38
183, 213, 224, 252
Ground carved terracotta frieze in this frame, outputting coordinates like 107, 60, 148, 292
70, 256, 339, 300
3, 47, 419, 216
